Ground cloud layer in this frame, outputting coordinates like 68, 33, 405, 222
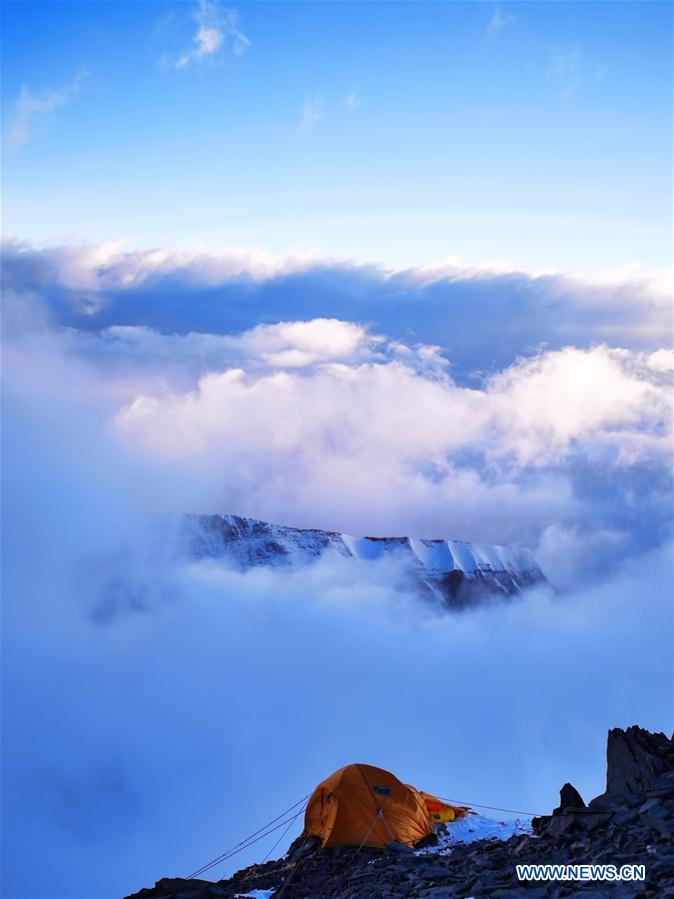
4, 71, 88, 149
4, 239, 670, 380
3, 240, 672, 587
174, 1, 250, 68
2, 238, 672, 897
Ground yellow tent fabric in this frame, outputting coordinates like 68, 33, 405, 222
415, 790, 469, 825
303, 763, 468, 849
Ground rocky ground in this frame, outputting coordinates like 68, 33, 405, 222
126, 726, 674, 898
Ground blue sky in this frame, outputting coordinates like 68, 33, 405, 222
2, 0, 672, 272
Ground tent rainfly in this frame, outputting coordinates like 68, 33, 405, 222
302, 763, 469, 849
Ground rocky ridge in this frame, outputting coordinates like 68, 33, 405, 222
126, 725, 674, 898
176, 513, 545, 609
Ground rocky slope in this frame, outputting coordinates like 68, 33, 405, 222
175, 513, 545, 608
126, 726, 674, 898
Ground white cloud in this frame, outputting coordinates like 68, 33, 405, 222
549, 46, 583, 98
5, 71, 88, 149
483, 346, 667, 466
343, 88, 360, 109
407, 256, 673, 308
95, 318, 389, 371
5, 237, 671, 304
647, 348, 674, 373
488, 8, 516, 34
298, 95, 324, 133
581, 262, 673, 307
115, 342, 670, 473
3, 238, 671, 388
175, 0, 249, 69
242, 318, 372, 367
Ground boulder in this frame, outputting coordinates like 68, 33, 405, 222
552, 782, 585, 814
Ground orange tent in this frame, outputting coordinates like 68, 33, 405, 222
302, 763, 468, 849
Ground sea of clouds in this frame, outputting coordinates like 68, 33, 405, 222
2, 240, 672, 898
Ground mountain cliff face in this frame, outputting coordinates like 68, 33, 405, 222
176, 514, 545, 608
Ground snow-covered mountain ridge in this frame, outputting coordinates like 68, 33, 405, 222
178, 514, 545, 607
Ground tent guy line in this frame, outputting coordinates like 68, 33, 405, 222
434, 798, 544, 818
185, 766, 545, 882
186, 814, 303, 878
262, 804, 310, 863
187, 794, 310, 878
